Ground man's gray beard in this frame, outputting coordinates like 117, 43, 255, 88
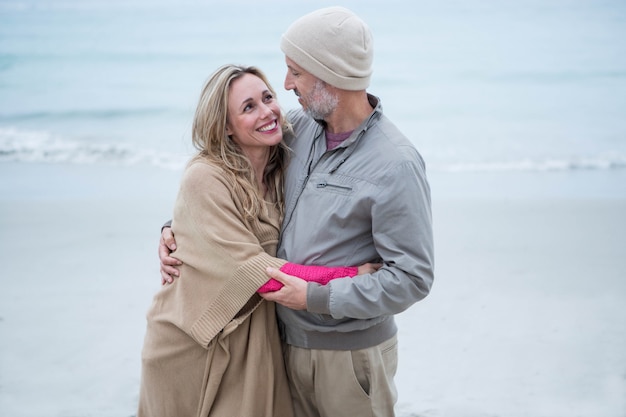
304, 80, 338, 121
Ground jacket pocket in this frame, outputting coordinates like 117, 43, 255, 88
315, 180, 353, 195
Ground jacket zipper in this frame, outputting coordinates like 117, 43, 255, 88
316, 180, 353, 191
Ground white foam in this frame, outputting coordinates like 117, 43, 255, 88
0, 127, 188, 171
435, 156, 626, 173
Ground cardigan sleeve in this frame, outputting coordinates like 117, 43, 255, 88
257, 263, 358, 293
163, 161, 287, 348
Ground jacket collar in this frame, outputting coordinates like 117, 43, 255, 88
314, 93, 383, 150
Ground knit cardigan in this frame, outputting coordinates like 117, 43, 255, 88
162, 160, 291, 345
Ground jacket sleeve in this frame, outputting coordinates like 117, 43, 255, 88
307, 157, 434, 319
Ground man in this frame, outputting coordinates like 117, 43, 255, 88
160, 7, 434, 416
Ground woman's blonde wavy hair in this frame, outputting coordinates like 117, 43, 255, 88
190, 64, 291, 226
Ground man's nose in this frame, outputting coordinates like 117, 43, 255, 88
284, 72, 294, 90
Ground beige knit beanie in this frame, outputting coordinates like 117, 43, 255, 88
280, 6, 373, 91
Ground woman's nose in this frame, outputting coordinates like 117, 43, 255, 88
261, 102, 274, 118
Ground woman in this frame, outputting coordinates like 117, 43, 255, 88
137, 65, 373, 417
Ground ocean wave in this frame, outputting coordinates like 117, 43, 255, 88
0, 108, 174, 122
0, 127, 188, 170
458, 69, 626, 84
437, 157, 626, 173
2, 127, 625, 174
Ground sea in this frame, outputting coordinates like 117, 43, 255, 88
1, 0, 625, 179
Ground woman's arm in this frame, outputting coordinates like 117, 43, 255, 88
258, 263, 358, 293
258, 262, 382, 293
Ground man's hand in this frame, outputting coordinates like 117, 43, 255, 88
259, 267, 308, 310
357, 262, 382, 275
159, 226, 182, 285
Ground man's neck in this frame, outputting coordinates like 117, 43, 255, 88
324, 90, 373, 134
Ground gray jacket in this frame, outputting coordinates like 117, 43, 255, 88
277, 95, 434, 350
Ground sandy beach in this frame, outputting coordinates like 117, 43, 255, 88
0, 162, 625, 417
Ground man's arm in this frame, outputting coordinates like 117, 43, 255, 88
306, 159, 434, 320
158, 225, 380, 288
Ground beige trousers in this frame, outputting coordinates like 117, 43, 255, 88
284, 335, 398, 417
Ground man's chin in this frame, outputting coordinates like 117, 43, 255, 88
304, 108, 325, 122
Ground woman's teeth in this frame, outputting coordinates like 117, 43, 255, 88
258, 121, 277, 132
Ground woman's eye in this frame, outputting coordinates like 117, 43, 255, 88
264, 94, 274, 102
